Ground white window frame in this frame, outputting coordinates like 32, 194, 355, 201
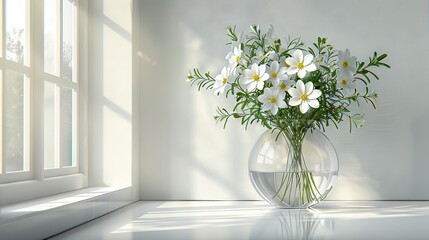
0, 0, 88, 206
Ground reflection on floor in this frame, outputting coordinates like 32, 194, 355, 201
49, 201, 429, 240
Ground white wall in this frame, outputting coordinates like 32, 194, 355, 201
88, 0, 138, 200
139, 0, 429, 200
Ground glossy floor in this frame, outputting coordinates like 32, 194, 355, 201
49, 201, 429, 239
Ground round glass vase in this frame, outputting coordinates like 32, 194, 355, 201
249, 127, 339, 209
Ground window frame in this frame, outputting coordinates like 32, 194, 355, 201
0, 0, 88, 206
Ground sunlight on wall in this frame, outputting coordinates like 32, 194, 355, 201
89, 0, 133, 187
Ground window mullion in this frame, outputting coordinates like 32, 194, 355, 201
55, 84, 61, 168
55, 0, 61, 76
32, 0, 44, 180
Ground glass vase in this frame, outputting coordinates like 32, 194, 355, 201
249, 125, 339, 208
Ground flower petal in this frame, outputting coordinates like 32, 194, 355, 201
259, 64, 266, 75
296, 80, 305, 94
307, 99, 319, 109
262, 102, 272, 111
214, 85, 226, 95
286, 57, 297, 67
213, 80, 222, 89
289, 97, 302, 106
337, 50, 344, 61
344, 49, 350, 59
264, 87, 272, 95
278, 67, 287, 75
271, 61, 279, 72
260, 73, 269, 81
308, 89, 322, 99
270, 105, 278, 115
287, 87, 300, 98
221, 67, 227, 76
277, 75, 288, 81
297, 69, 307, 79
247, 82, 257, 92
256, 81, 264, 90
293, 50, 303, 62
303, 54, 314, 65
258, 94, 268, 103
299, 101, 309, 114
305, 63, 317, 72
287, 67, 298, 75
305, 81, 314, 95
277, 100, 287, 108
251, 63, 258, 74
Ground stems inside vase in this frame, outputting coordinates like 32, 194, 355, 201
272, 124, 323, 207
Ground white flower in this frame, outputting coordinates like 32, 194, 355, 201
267, 61, 288, 83
241, 63, 269, 92
337, 71, 356, 95
287, 80, 322, 114
286, 50, 317, 79
213, 67, 232, 95
226, 46, 243, 67
257, 88, 286, 115
337, 49, 357, 75
273, 78, 295, 92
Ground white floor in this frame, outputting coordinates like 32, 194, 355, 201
49, 201, 429, 240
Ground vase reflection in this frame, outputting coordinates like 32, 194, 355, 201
250, 208, 335, 240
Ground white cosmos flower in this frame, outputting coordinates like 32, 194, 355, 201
226, 46, 243, 68
241, 63, 269, 92
273, 78, 295, 93
337, 71, 355, 95
257, 88, 286, 115
337, 49, 357, 75
287, 80, 322, 114
267, 61, 288, 83
286, 50, 317, 79
213, 67, 232, 95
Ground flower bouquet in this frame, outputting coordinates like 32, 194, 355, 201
187, 25, 389, 208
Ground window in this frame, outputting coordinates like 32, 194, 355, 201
0, 0, 86, 204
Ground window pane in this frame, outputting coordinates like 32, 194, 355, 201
44, 81, 57, 169
3, 70, 27, 172
44, 0, 59, 76
61, 0, 75, 81
60, 87, 76, 167
4, 0, 27, 64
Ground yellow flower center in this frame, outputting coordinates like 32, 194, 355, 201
259, 53, 265, 58
269, 97, 277, 103
271, 72, 277, 78
284, 60, 290, 67
253, 74, 260, 81
341, 79, 347, 86
235, 55, 241, 62
300, 93, 308, 101
342, 61, 348, 68
280, 82, 286, 90
297, 62, 304, 69
222, 78, 227, 85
